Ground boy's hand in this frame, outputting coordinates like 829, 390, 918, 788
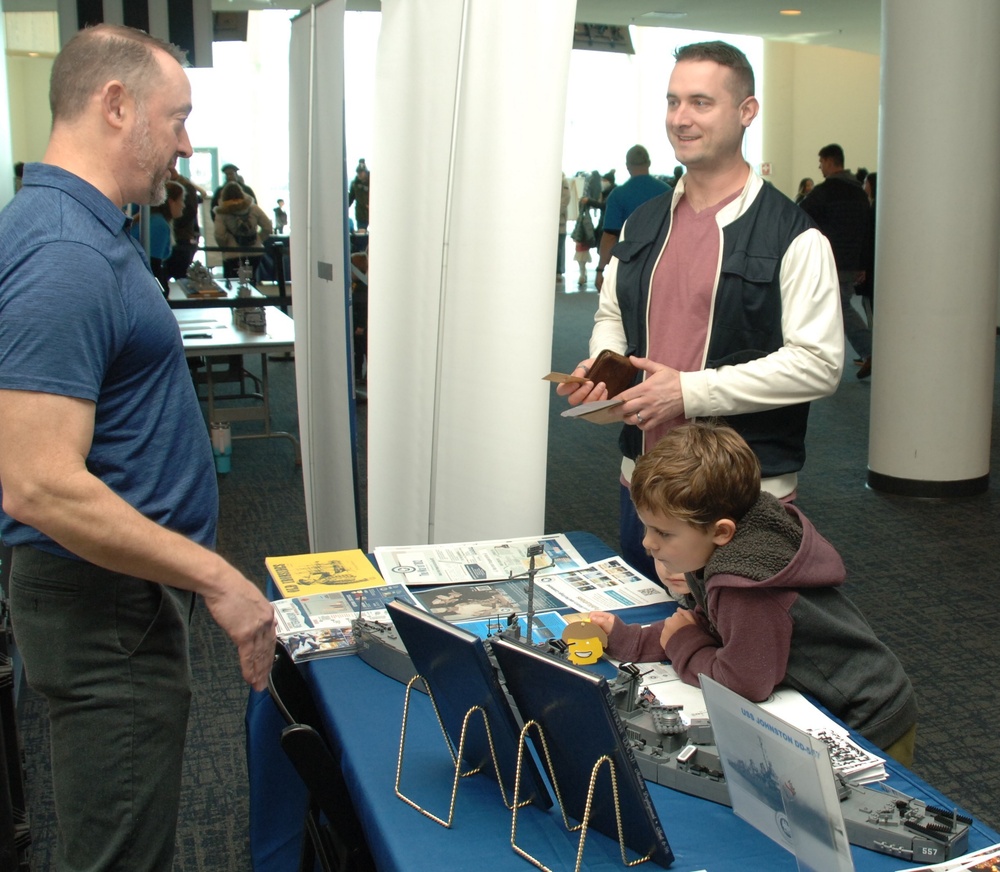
588, 611, 616, 636
659, 608, 697, 650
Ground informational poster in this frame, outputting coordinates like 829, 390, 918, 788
701, 676, 855, 872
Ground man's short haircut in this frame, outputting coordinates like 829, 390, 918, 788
819, 143, 845, 167
625, 145, 651, 168
50, 24, 187, 123
631, 421, 761, 528
673, 40, 755, 102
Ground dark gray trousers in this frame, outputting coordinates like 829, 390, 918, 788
10, 546, 193, 872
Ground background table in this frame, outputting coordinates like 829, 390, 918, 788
246, 533, 1000, 871
174, 307, 300, 462
167, 278, 293, 311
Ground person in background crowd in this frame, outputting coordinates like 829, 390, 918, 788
210, 162, 255, 218
794, 177, 814, 204
581, 169, 615, 242
143, 179, 185, 293
557, 173, 570, 285
214, 180, 273, 279
273, 198, 287, 234
593, 145, 671, 291
164, 167, 205, 279
856, 171, 877, 328
349, 159, 370, 230
800, 143, 873, 379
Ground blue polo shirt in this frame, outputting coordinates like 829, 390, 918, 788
603, 174, 672, 234
0, 163, 218, 557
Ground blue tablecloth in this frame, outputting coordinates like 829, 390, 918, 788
247, 533, 1000, 870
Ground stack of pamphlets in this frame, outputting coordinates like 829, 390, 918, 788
266, 548, 419, 662
623, 660, 886, 786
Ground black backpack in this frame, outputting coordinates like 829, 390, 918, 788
232, 211, 256, 246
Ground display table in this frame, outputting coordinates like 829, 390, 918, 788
246, 534, 1000, 871
167, 278, 268, 308
174, 307, 299, 463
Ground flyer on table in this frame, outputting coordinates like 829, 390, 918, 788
373, 534, 588, 586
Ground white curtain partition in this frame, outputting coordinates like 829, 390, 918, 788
367, 0, 576, 548
289, 1, 360, 551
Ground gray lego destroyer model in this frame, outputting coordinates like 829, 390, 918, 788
606, 663, 971, 864
352, 616, 427, 694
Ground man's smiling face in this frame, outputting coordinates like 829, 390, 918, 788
666, 59, 757, 173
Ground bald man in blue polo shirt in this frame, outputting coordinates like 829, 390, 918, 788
594, 144, 671, 290
0, 24, 275, 871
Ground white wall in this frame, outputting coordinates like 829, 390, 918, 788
764, 41, 880, 197
0, 7, 12, 207
6, 53, 51, 164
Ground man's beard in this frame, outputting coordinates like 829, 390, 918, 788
127, 110, 170, 205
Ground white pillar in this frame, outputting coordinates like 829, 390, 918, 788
289, 2, 360, 551
0, 4, 13, 210
868, 0, 1000, 496
366, 0, 576, 547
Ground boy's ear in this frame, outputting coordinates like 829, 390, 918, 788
711, 518, 736, 546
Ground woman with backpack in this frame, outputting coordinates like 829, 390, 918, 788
214, 181, 273, 279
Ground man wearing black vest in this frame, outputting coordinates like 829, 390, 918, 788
558, 41, 843, 582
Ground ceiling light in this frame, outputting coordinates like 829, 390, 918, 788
639, 12, 689, 21
780, 9, 803, 15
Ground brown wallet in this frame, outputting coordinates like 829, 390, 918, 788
587, 349, 638, 398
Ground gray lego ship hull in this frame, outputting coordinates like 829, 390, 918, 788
351, 617, 426, 693
615, 679, 970, 864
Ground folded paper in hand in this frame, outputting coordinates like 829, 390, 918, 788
560, 398, 624, 425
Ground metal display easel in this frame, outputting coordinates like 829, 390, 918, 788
394, 673, 654, 871
395, 674, 531, 827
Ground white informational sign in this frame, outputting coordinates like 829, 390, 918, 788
701, 676, 856, 872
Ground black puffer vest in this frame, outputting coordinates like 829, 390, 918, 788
610, 183, 818, 477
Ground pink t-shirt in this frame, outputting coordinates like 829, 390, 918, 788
643, 191, 739, 451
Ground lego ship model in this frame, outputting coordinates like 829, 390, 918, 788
608, 663, 971, 863
351, 616, 426, 694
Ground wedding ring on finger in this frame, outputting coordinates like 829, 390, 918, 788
636, 412, 643, 424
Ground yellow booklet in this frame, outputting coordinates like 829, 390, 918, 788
265, 549, 385, 598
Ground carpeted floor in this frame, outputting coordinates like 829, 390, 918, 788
15, 275, 1000, 869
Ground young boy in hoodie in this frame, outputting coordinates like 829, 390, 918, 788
589, 421, 917, 766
